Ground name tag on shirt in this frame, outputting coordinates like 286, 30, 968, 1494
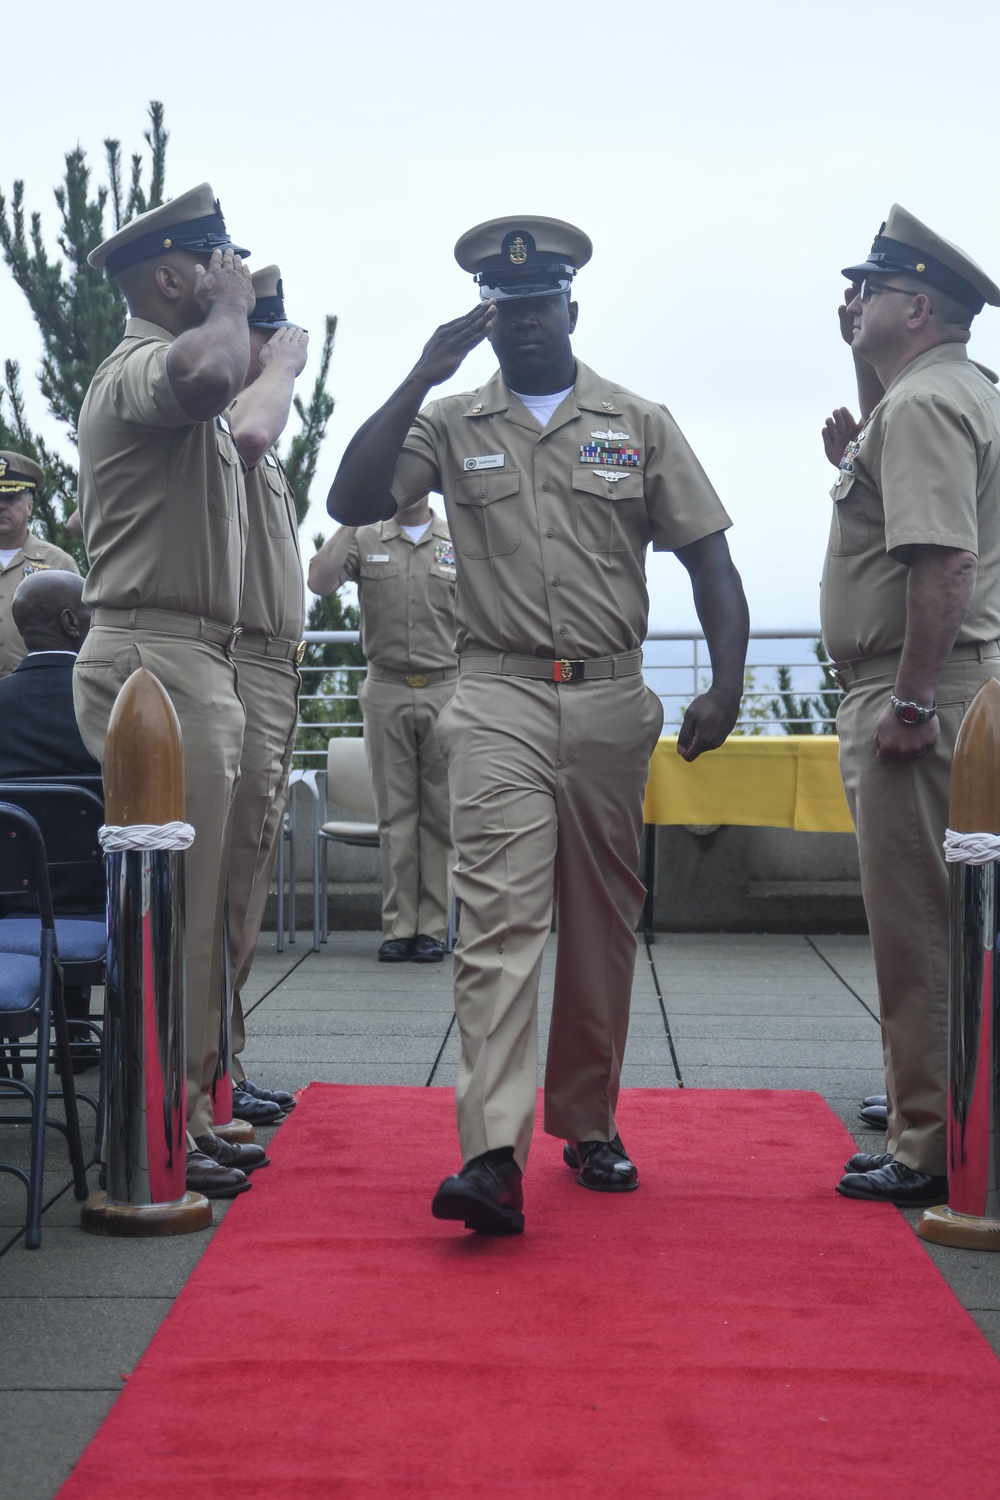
463, 453, 505, 471
366, 554, 391, 562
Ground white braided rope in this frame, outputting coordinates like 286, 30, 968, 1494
99, 822, 196, 852
944, 828, 1000, 864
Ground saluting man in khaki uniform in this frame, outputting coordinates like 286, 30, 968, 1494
0, 453, 79, 677
74, 183, 268, 1200
821, 206, 1000, 1209
226, 266, 308, 1124
308, 493, 457, 963
328, 217, 748, 1235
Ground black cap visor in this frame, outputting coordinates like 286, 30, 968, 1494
841, 235, 984, 313
105, 212, 250, 277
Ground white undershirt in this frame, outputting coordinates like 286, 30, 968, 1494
508, 385, 574, 430
0, 548, 22, 568
399, 522, 432, 543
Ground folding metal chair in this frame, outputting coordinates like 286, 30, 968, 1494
0, 803, 90, 1247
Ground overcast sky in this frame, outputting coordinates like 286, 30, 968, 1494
4, 0, 999, 629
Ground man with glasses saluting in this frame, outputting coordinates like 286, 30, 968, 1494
821, 205, 1000, 1207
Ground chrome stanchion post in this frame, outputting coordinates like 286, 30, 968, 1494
82, 668, 211, 1237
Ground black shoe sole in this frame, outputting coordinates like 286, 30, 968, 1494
191, 1178, 253, 1200
835, 1181, 947, 1208
377, 952, 414, 963
431, 1183, 524, 1235
411, 952, 445, 963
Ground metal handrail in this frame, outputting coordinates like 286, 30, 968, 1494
294, 627, 837, 760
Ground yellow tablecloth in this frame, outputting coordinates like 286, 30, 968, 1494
643, 735, 854, 833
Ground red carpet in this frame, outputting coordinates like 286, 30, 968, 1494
59, 1086, 1000, 1499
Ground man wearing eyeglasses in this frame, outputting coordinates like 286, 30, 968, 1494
820, 205, 1000, 1208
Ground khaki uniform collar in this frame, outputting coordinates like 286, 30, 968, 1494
124, 316, 176, 344
886, 340, 971, 395
462, 359, 625, 433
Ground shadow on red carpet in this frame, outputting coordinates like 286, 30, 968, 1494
57, 1085, 1000, 1498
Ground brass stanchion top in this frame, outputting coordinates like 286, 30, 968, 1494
104, 667, 185, 825
950, 678, 1000, 835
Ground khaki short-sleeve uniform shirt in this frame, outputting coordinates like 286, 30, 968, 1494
821, 344, 1000, 662
0, 536, 80, 676
237, 448, 304, 641
341, 512, 457, 671
389, 360, 731, 658
77, 317, 245, 625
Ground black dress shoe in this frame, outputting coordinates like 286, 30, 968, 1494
844, 1151, 894, 1173
378, 937, 416, 962
185, 1150, 251, 1199
239, 1077, 296, 1112
431, 1149, 524, 1234
193, 1133, 270, 1175
564, 1135, 638, 1192
232, 1086, 284, 1125
836, 1161, 948, 1207
858, 1103, 889, 1129
862, 1094, 888, 1108
412, 934, 445, 963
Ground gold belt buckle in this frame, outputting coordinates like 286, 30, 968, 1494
406, 672, 430, 688
554, 659, 584, 683
295, 640, 307, 666
227, 626, 243, 655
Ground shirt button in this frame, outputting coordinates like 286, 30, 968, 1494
558, 625, 568, 636
541, 482, 551, 492
545, 528, 555, 538
552, 577, 560, 586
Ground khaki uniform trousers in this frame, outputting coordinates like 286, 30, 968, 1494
837, 652, 1000, 1176
73, 625, 246, 1141
228, 652, 299, 1083
435, 672, 663, 1171
357, 674, 455, 942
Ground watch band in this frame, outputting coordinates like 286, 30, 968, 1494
890, 692, 938, 726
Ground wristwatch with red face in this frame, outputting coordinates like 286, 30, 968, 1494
890, 692, 938, 726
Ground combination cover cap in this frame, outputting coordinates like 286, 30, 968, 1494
88, 182, 250, 276
842, 203, 1000, 314
455, 215, 593, 302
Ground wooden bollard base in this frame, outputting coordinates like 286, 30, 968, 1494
81, 1190, 212, 1237
212, 1119, 255, 1144
919, 1205, 1000, 1252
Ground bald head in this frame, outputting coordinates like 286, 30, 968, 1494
11, 570, 92, 655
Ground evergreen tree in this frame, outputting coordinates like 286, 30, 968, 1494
0, 102, 168, 565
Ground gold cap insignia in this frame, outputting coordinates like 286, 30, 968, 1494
509, 235, 528, 266
916, 262, 926, 272
163, 238, 172, 248
0, 459, 6, 478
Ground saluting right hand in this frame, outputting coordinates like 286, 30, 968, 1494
409, 302, 496, 387
193, 247, 256, 319
822, 406, 861, 469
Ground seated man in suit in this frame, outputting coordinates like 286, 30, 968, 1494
0, 569, 100, 779
0, 569, 101, 1069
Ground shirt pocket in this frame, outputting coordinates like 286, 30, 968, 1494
571, 466, 645, 553
829, 472, 871, 557
452, 471, 521, 559
209, 427, 239, 518
358, 559, 399, 641
261, 460, 291, 539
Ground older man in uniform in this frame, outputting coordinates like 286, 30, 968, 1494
73, 183, 268, 1199
308, 490, 457, 963
0, 452, 79, 677
329, 217, 748, 1234
821, 205, 1000, 1208
225, 266, 308, 1124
